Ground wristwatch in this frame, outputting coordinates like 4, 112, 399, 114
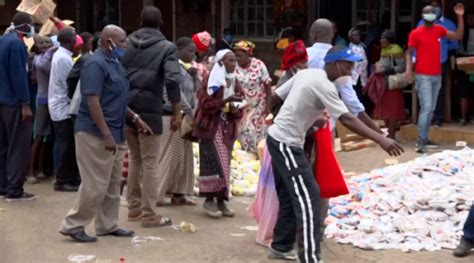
132, 114, 140, 123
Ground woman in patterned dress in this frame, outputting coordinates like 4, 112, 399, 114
234, 40, 272, 154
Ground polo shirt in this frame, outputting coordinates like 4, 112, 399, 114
75, 49, 129, 143
268, 69, 349, 148
408, 25, 448, 75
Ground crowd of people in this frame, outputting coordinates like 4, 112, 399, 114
0, 1, 473, 262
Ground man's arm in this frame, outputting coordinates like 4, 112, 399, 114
339, 113, 404, 156
446, 3, 465, 41
405, 47, 415, 80
87, 95, 117, 153
163, 45, 183, 131
358, 112, 382, 133
9, 39, 32, 122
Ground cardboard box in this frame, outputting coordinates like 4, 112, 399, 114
457, 56, 474, 74
17, 0, 56, 24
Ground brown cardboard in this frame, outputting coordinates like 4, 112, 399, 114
457, 56, 474, 74
16, 0, 56, 24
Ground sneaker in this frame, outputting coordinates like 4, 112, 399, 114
268, 246, 297, 261
0, 192, 6, 199
433, 120, 443, 128
453, 237, 474, 257
415, 144, 426, 154
460, 119, 467, 126
217, 201, 235, 217
203, 199, 223, 218
36, 173, 48, 180
141, 215, 172, 228
425, 140, 440, 149
6, 192, 36, 202
26, 176, 38, 185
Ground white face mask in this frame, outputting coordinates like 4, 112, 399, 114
423, 13, 437, 22
333, 62, 352, 86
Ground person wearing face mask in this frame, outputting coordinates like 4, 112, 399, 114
216, 28, 233, 52
266, 46, 404, 262
416, 1, 458, 128
0, 12, 36, 202
457, 13, 474, 126
48, 28, 81, 192
193, 49, 244, 218
406, 3, 465, 154
59, 25, 148, 243
120, 6, 182, 228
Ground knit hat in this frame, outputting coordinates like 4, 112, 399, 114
192, 31, 212, 52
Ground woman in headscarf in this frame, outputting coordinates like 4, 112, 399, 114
155, 37, 200, 206
373, 30, 406, 139
193, 49, 244, 218
234, 40, 272, 154
250, 41, 308, 247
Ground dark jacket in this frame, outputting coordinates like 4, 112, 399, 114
193, 76, 243, 148
121, 28, 182, 134
67, 53, 91, 99
0, 33, 29, 106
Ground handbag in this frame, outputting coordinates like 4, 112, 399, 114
387, 56, 412, 90
180, 114, 195, 141
314, 125, 349, 198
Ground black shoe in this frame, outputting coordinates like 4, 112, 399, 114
6, 192, 36, 202
433, 120, 443, 128
0, 191, 6, 199
54, 184, 79, 192
97, 229, 135, 237
454, 237, 474, 257
415, 144, 426, 154
60, 230, 97, 243
425, 140, 440, 149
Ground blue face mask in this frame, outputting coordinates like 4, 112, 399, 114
223, 34, 233, 43
15, 24, 35, 38
109, 39, 126, 60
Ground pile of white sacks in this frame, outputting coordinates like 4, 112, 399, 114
193, 142, 261, 197
325, 149, 474, 252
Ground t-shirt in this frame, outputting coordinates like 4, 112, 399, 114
75, 50, 129, 143
268, 69, 349, 148
408, 25, 448, 75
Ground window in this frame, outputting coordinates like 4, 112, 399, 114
230, 0, 274, 38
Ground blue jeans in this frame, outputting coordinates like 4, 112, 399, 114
415, 74, 442, 145
464, 205, 474, 242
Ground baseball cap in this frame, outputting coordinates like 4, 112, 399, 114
324, 47, 363, 64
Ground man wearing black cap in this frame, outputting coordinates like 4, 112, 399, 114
267, 46, 404, 262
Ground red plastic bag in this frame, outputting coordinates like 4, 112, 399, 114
314, 125, 349, 198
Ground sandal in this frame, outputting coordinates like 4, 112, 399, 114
141, 216, 173, 228
171, 197, 197, 206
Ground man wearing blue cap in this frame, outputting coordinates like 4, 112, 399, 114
266, 46, 404, 263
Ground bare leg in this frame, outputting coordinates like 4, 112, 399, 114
30, 137, 43, 176
461, 98, 469, 123
385, 119, 398, 139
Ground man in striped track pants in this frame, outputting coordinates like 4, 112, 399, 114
267, 47, 404, 262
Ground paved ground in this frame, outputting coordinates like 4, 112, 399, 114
0, 141, 472, 263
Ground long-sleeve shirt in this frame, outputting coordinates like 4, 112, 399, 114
48, 46, 73, 121
33, 47, 56, 105
163, 66, 199, 116
0, 33, 30, 106
417, 17, 458, 64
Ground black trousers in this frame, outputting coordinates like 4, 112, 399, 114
0, 105, 32, 197
267, 135, 321, 263
52, 119, 80, 186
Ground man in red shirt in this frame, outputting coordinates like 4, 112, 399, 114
406, 3, 464, 153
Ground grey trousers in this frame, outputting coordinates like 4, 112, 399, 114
59, 132, 126, 235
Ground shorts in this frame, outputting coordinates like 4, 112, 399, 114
34, 104, 52, 137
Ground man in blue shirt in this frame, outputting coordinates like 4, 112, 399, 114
417, 0, 459, 127
59, 25, 152, 243
0, 12, 36, 202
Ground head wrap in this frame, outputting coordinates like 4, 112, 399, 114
74, 35, 83, 49
192, 31, 212, 52
281, 40, 308, 70
234, 40, 255, 55
381, 30, 396, 44
207, 49, 235, 98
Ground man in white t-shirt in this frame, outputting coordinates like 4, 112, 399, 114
267, 46, 404, 263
